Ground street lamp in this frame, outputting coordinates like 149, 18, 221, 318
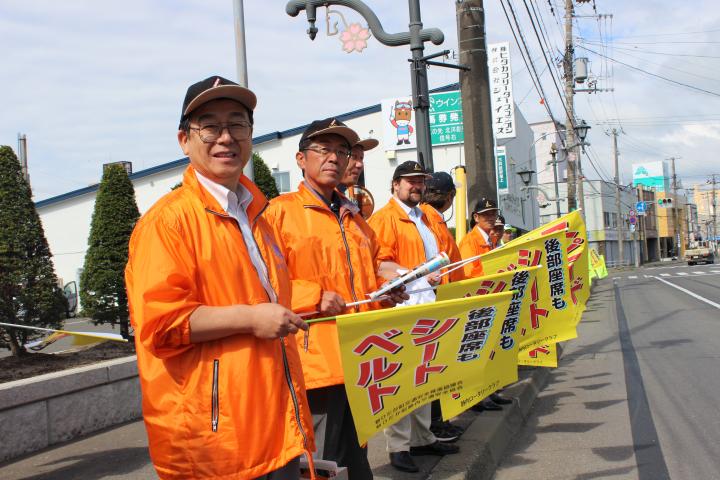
286, 0, 465, 173
516, 168, 535, 187
574, 119, 591, 153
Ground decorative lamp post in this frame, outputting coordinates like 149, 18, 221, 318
286, 0, 467, 172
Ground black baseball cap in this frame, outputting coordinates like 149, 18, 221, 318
473, 197, 499, 214
392, 161, 431, 180
299, 118, 359, 150
180, 76, 257, 125
425, 171, 457, 194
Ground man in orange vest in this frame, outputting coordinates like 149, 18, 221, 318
369, 161, 460, 473
265, 118, 406, 479
458, 197, 501, 278
125, 76, 314, 480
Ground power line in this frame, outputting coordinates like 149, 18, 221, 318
577, 45, 720, 98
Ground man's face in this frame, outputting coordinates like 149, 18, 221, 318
178, 99, 252, 188
341, 145, 365, 186
394, 175, 426, 207
296, 133, 350, 192
474, 210, 499, 233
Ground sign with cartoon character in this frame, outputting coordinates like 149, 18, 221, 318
381, 91, 465, 152
382, 96, 416, 150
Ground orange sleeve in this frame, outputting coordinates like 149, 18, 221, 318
368, 212, 397, 263
125, 217, 199, 359
264, 202, 323, 314
459, 233, 485, 278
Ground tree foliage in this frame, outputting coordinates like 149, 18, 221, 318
80, 164, 140, 339
0, 146, 66, 356
252, 152, 280, 200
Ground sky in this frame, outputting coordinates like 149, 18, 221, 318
2, 0, 720, 201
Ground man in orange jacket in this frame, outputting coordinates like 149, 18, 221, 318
265, 118, 406, 480
368, 161, 460, 473
420, 171, 464, 284
125, 76, 314, 480
458, 197, 501, 278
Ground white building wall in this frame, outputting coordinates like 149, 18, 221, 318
530, 120, 567, 185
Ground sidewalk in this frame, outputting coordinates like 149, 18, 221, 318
0, 363, 550, 480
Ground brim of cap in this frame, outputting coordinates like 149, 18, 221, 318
306, 126, 360, 147
476, 207, 500, 214
183, 85, 257, 118
395, 172, 432, 179
355, 138, 379, 151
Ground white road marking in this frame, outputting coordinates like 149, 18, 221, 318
660, 273, 671, 277
654, 276, 720, 310
692, 271, 706, 275
628, 275, 638, 279
677, 272, 689, 276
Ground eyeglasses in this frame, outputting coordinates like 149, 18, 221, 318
189, 122, 252, 143
303, 146, 351, 161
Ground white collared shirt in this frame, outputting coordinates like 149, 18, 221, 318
392, 196, 439, 261
475, 224, 491, 245
195, 170, 277, 303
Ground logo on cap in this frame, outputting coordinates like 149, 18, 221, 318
485, 200, 492, 207
212, 77, 221, 88
414, 163, 422, 171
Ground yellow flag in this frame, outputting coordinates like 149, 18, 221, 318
479, 230, 578, 351
335, 291, 514, 445
436, 267, 539, 419
506, 211, 590, 325
518, 343, 558, 367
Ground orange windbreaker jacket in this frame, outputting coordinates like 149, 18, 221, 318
125, 166, 314, 480
264, 182, 384, 390
368, 198, 452, 285
458, 226, 492, 278
420, 204, 465, 283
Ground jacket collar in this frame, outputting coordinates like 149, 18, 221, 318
182, 165, 269, 223
298, 181, 360, 217
389, 196, 419, 222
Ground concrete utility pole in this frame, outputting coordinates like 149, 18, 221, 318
669, 157, 684, 258
549, 143, 562, 219
17, 133, 29, 185
709, 174, 719, 252
563, 0, 578, 211
233, 0, 253, 180
610, 129, 623, 264
456, 0, 497, 205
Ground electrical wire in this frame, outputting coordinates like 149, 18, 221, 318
577, 45, 720, 98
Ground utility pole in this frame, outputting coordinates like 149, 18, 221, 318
550, 143, 561, 219
709, 174, 719, 253
611, 129, 623, 264
670, 157, 684, 258
563, 0, 578, 211
457, 0, 497, 204
17, 133, 29, 185
233, 0, 253, 180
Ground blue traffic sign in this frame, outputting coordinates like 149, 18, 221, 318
636, 201, 647, 215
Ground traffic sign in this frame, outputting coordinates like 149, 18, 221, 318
636, 201, 646, 215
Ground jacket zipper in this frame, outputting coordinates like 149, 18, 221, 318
206, 204, 307, 446
338, 215, 360, 309
280, 339, 309, 447
211, 359, 219, 432
305, 205, 360, 310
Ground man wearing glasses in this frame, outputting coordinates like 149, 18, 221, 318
126, 76, 314, 480
265, 118, 407, 479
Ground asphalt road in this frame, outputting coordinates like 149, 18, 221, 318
495, 263, 720, 480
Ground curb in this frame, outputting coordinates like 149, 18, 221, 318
430, 353, 556, 480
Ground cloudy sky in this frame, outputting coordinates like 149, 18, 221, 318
2, 0, 719, 201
